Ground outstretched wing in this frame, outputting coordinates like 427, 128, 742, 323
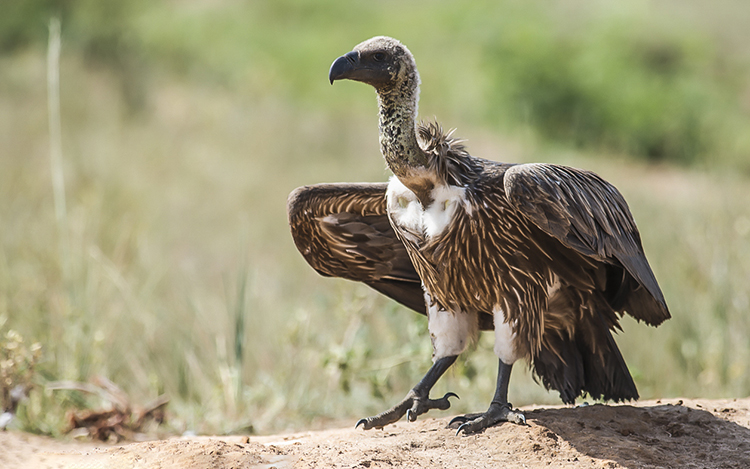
287, 183, 426, 315
504, 163, 670, 325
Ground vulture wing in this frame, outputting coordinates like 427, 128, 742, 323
504, 163, 670, 325
287, 183, 426, 315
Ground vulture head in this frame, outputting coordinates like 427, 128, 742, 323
329, 36, 419, 91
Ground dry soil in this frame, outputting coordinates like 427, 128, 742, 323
3, 398, 750, 468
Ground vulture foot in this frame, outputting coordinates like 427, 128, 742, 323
449, 402, 526, 435
355, 390, 458, 430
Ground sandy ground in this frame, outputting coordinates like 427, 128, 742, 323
2, 398, 750, 469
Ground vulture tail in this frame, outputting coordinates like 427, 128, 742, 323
532, 294, 638, 404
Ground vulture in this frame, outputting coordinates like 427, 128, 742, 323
287, 36, 670, 435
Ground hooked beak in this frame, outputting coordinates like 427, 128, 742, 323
328, 51, 360, 84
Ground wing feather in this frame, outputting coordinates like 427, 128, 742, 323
504, 164, 669, 325
287, 183, 426, 315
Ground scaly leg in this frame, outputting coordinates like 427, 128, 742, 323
356, 355, 459, 430
449, 360, 526, 435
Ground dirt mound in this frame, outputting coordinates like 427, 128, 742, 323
3, 398, 749, 468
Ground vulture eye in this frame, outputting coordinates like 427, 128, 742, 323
372, 52, 387, 62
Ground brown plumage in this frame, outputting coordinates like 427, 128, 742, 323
288, 36, 670, 434
288, 183, 429, 316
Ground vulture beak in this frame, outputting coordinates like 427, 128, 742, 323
329, 51, 360, 84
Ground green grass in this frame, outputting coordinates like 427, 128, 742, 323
0, 0, 749, 437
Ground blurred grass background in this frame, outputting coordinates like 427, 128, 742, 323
1, 0, 749, 436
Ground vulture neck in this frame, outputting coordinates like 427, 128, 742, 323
376, 78, 435, 204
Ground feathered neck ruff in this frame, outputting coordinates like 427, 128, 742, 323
376, 82, 480, 204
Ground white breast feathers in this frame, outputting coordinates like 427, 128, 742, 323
386, 176, 470, 239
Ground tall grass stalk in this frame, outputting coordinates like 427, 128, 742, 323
46, 18, 69, 283
233, 268, 247, 407
230, 240, 249, 412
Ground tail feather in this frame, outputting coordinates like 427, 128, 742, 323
533, 291, 638, 404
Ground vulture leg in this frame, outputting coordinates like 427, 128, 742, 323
355, 355, 459, 430
449, 360, 526, 435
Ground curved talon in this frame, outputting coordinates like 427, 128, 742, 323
355, 418, 368, 430
448, 412, 482, 428
444, 392, 459, 401
449, 415, 467, 427
456, 422, 470, 436
406, 409, 414, 422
